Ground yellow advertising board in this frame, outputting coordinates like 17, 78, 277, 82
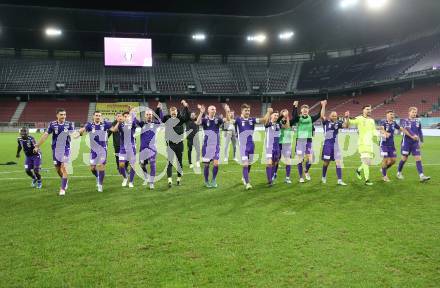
96, 102, 140, 121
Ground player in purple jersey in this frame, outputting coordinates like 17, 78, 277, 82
75, 111, 118, 192
16, 127, 42, 189
138, 102, 163, 190
264, 111, 281, 186
196, 104, 229, 188
34, 108, 74, 196
229, 104, 271, 190
321, 111, 349, 186
397, 107, 431, 182
378, 110, 413, 182
118, 108, 139, 188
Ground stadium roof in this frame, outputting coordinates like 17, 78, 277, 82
1, 0, 440, 54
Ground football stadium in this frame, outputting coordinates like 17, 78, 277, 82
0, 0, 439, 286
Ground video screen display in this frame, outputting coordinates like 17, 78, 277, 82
104, 37, 152, 67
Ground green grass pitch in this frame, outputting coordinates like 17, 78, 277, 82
0, 131, 439, 287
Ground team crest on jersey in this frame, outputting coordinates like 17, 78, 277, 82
54, 127, 59, 134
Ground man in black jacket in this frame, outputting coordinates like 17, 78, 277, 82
158, 100, 190, 187
186, 112, 201, 169
108, 112, 128, 175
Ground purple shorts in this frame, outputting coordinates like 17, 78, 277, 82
381, 145, 397, 158
295, 138, 313, 156
321, 144, 341, 161
119, 152, 136, 164
139, 147, 157, 163
52, 149, 70, 166
267, 149, 281, 162
401, 139, 421, 156
202, 145, 220, 162
25, 155, 41, 170
90, 150, 107, 165
239, 142, 255, 162
280, 143, 292, 158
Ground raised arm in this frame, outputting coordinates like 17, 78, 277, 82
179, 100, 190, 122
259, 107, 273, 124
342, 111, 350, 128
291, 101, 300, 125
196, 104, 205, 125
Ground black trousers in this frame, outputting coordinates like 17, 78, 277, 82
187, 136, 201, 165
167, 142, 184, 178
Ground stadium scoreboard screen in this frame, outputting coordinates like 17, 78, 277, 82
104, 37, 152, 67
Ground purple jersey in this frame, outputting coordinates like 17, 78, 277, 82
265, 121, 281, 153
118, 117, 138, 153
47, 121, 74, 151
380, 120, 400, 147
235, 117, 259, 147
85, 121, 113, 151
138, 120, 161, 151
400, 118, 423, 143
201, 116, 223, 147
17, 135, 39, 157
323, 120, 344, 146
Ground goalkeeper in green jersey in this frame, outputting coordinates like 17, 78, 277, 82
346, 105, 378, 186
291, 100, 327, 183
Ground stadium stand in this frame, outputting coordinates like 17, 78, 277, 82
19, 99, 90, 123
195, 64, 247, 93
246, 64, 293, 92
0, 57, 54, 92
0, 99, 20, 122
56, 59, 102, 93
105, 67, 151, 92
153, 62, 195, 93
372, 84, 440, 117
406, 46, 440, 73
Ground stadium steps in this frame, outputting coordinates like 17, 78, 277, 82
242, 64, 252, 93
190, 64, 202, 93
10, 101, 27, 124
291, 61, 303, 91
149, 70, 157, 92
87, 102, 97, 121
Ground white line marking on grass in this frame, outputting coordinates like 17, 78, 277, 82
0, 163, 438, 181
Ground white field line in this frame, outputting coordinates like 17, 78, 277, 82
0, 164, 439, 180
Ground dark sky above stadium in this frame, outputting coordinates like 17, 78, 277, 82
1, 0, 440, 54
0, 0, 303, 16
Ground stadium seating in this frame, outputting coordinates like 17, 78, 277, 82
56, 59, 102, 93
195, 64, 247, 93
0, 99, 20, 122
105, 67, 151, 92
153, 62, 195, 93
0, 57, 54, 92
373, 85, 440, 118
19, 99, 90, 123
407, 46, 440, 73
247, 64, 292, 92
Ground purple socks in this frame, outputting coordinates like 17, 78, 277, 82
266, 166, 272, 183
322, 165, 328, 178
297, 163, 303, 178
336, 167, 342, 180
204, 164, 210, 182
61, 178, 68, 190
98, 171, 105, 185
286, 165, 291, 178
243, 166, 249, 184
212, 165, 218, 181
416, 160, 424, 175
